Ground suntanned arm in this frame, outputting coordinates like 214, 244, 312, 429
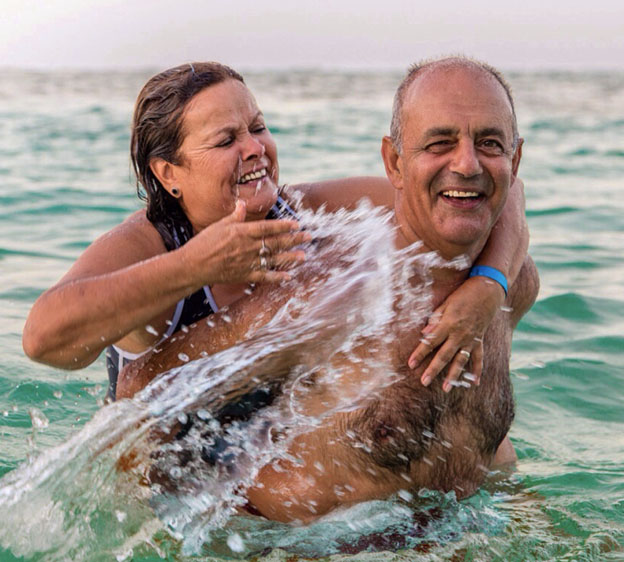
492, 255, 540, 466
116, 283, 289, 399
22, 203, 306, 369
473, 177, 528, 286
290, 176, 394, 212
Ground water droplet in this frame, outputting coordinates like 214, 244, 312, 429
178, 353, 190, 362
227, 532, 245, 553
115, 510, 127, 522
84, 385, 102, 397
29, 407, 49, 429
196, 409, 210, 420
145, 324, 159, 336
398, 489, 413, 502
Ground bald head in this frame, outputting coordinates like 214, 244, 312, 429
390, 57, 519, 154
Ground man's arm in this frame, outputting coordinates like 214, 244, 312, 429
492, 255, 540, 466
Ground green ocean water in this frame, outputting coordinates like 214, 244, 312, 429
0, 69, 623, 560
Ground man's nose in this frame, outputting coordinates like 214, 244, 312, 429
449, 139, 482, 178
241, 133, 265, 160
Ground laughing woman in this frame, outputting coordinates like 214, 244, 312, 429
22, 62, 528, 398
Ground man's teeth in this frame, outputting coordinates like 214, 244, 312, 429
442, 190, 480, 198
238, 169, 267, 184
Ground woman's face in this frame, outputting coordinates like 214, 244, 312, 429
167, 79, 279, 231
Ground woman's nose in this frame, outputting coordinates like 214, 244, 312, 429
241, 133, 265, 160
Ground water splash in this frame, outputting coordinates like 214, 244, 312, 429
0, 202, 466, 560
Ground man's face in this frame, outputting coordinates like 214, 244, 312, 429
384, 66, 521, 257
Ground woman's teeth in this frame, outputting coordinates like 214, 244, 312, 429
442, 190, 480, 198
238, 168, 267, 184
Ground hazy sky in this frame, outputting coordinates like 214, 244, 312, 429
2, 0, 623, 71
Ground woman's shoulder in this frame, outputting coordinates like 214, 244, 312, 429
64, 210, 167, 280
105, 210, 165, 255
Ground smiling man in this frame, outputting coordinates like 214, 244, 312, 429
119, 57, 539, 523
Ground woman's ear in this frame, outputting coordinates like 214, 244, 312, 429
150, 158, 180, 197
381, 136, 404, 190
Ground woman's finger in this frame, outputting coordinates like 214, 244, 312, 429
258, 231, 311, 254
244, 218, 302, 238
270, 250, 307, 270
442, 348, 473, 392
408, 329, 445, 369
420, 339, 462, 387
470, 339, 484, 385
249, 269, 293, 283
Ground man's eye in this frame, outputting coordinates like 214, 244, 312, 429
479, 139, 504, 154
425, 140, 452, 153
252, 125, 267, 134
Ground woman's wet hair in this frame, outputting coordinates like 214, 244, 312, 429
131, 62, 245, 248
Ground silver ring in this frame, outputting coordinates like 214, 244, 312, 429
259, 238, 270, 256
459, 349, 471, 358
259, 255, 269, 270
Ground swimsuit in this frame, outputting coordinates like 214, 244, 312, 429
106, 195, 298, 399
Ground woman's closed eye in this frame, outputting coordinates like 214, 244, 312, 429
215, 136, 235, 148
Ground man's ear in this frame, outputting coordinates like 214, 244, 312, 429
381, 136, 404, 190
150, 157, 179, 196
511, 138, 523, 180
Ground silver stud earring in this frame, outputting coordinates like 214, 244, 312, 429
171, 187, 181, 198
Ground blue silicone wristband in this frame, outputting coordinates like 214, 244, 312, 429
469, 265, 508, 296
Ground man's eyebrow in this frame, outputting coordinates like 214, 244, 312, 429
423, 126, 458, 138
476, 127, 507, 138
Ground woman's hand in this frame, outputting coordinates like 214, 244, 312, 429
408, 276, 506, 392
183, 200, 311, 285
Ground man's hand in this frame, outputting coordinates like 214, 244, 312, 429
408, 276, 506, 392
